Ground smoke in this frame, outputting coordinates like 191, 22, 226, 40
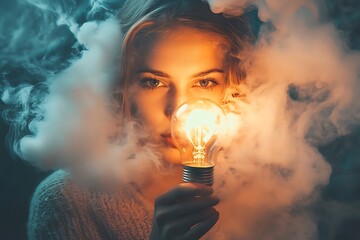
204, 0, 360, 239
1, 0, 360, 239
1, 0, 162, 185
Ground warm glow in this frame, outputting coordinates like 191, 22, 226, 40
171, 99, 226, 167
183, 109, 220, 165
184, 109, 218, 143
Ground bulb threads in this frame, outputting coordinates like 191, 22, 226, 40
182, 165, 214, 186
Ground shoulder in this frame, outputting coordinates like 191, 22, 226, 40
30, 170, 80, 208
27, 170, 89, 239
29, 169, 93, 216
28, 170, 153, 239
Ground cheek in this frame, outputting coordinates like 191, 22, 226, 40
130, 89, 166, 125
190, 87, 225, 104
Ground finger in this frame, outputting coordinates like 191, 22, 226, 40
155, 196, 219, 226
156, 183, 213, 206
167, 208, 219, 235
166, 196, 219, 219
180, 212, 219, 240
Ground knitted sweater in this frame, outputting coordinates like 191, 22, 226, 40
27, 170, 153, 240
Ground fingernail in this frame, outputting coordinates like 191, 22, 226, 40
211, 197, 220, 205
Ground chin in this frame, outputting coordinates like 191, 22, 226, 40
161, 147, 182, 165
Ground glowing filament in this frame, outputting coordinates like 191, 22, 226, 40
183, 109, 219, 166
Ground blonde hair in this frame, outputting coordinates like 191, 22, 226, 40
116, 0, 253, 120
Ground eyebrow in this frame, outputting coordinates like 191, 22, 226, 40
137, 68, 224, 78
191, 69, 224, 78
137, 69, 170, 77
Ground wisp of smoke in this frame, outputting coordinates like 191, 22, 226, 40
205, 0, 360, 239
1, 0, 162, 185
1, 0, 360, 239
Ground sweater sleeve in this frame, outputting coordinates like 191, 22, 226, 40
27, 170, 102, 240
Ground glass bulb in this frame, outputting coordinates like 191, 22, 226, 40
171, 98, 227, 185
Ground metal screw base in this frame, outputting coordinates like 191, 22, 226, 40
182, 165, 214, 186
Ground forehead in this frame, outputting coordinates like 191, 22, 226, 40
136, 26, 227, 74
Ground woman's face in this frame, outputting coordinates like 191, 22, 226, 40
130, 26, 227, 164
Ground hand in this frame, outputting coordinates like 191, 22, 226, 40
149, 183, 220, 240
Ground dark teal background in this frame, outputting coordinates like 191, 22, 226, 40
0, 0, 359, 239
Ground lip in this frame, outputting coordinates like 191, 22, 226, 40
161, 133, 177, 149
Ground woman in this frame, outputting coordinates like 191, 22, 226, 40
28, 0, 251, 239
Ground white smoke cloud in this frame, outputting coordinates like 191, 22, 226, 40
1, 0, 162, 186
204, 0, 360, 239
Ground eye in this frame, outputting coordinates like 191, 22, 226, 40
193, 78, 219, 88
140, 77, 166, 89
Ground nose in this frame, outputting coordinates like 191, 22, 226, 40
164, 87, 190, 118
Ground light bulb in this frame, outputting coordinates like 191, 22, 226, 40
171, 98, 227, 186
